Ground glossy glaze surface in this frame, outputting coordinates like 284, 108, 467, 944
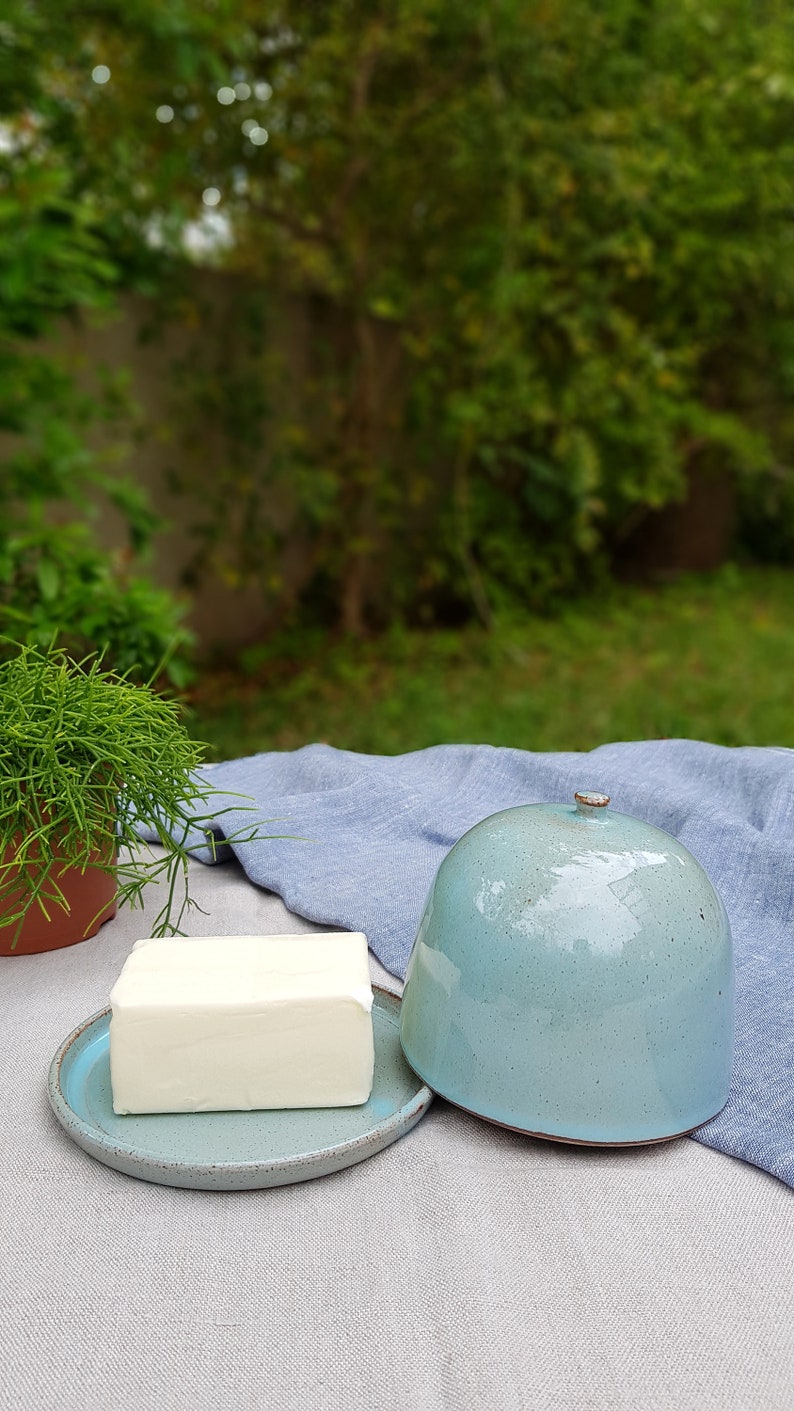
49, 988, 433, 1189
400, 797, 734, 1143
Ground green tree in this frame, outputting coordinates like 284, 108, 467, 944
5, 1, 794, 634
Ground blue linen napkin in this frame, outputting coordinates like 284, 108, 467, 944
155, 740, 794, 1188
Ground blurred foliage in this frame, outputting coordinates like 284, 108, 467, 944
3, 1, 794, 638
0, 1, 193, 679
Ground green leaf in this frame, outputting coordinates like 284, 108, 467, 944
35, 557, 60, 603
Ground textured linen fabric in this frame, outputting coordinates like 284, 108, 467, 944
2, 856, 794, 1411
149, 740, 794, 1189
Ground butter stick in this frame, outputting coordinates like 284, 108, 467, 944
109, 933, 374, 1115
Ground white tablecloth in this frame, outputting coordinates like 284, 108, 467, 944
3, 853, 793, 1410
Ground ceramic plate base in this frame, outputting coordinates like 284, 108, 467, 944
48, 986, 432, 1190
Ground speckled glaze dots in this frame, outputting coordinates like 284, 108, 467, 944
399, 793, 734, 1145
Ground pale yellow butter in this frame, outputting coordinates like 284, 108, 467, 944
109, 933, 374, 1115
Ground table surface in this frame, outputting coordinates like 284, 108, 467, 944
3, 851, 793, 1411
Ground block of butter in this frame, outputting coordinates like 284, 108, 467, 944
109, 933, 374, 1115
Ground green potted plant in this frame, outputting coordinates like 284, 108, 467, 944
0, 643, 237, 956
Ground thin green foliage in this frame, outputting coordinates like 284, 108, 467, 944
0, 642, 268, 948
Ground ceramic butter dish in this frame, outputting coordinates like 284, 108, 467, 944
399, 792, 734, 1145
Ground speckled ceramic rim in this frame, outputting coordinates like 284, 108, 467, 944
48, 986, 433, 1189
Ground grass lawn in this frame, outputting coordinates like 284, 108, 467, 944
188, 567, 794, 760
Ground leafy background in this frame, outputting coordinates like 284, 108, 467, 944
2, 1, 794, 697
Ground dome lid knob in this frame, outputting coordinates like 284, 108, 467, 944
574, 790, 610, 815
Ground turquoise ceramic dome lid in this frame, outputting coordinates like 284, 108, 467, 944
399, 792, 734, 1145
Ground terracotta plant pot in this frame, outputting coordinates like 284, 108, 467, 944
0, 843, 118, 957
